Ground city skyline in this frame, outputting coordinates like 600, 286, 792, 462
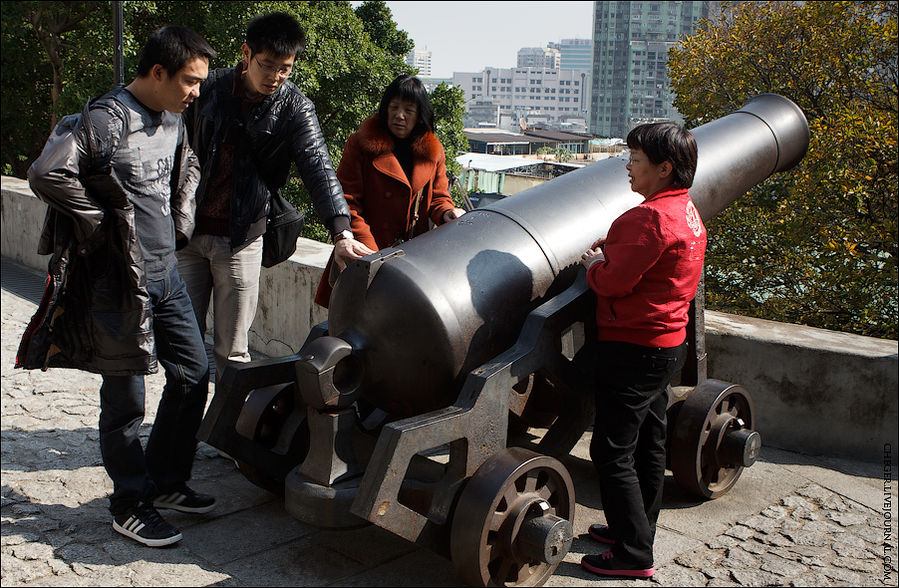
381, 1, 594, 78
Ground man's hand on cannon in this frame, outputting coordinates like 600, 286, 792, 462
333, 236, 375, 271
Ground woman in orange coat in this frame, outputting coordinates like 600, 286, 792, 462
314, 74, 465, 307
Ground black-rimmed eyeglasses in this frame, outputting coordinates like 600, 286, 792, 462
253, 56, 292, 77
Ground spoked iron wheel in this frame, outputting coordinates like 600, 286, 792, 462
450, 447, 575, 587
669, 380, 760, 499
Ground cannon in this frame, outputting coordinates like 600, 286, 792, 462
198, 94, 809, 586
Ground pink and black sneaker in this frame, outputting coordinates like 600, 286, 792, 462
588, 523, 615, 544
581, 551, 655, 578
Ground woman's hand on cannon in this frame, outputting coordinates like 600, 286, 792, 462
580, 246, 606, 268
442, 208, 466, 223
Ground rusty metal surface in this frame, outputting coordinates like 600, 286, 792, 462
450, 447, 575, 587
669, 380, 759, 499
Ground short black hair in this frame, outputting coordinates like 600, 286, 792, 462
626, 122, 698, 188
377, 74, 434, 139
246, 12, 306, 57
136, 26, 216, 78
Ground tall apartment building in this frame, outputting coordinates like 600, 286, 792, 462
517, 47, 561, 69
590, 1, 716, 138
453, 66, 590, 129
405, 48, 432, 77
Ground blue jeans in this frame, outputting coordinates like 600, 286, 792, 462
98, 265, 209, 516
589, 340, 687, 566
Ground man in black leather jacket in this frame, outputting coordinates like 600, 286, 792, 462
22, 26, 217, 548
178, 12, 372, 378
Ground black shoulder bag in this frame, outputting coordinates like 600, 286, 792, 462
261, 190, 305, 268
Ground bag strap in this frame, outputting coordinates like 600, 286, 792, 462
405, 187, 425, 242
81, 88, 128, 172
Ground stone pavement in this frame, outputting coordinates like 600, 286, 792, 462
2, 257, 896, 587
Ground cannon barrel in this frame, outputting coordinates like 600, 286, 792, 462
323, 94, 809, 416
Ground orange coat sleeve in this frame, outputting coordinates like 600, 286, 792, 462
335, 132, 379, 251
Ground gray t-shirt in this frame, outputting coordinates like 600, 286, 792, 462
88, 89, 183, 280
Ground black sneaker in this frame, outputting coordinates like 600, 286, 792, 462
588, 523, 616, 544
581, 551, 654, 578
153, 485, 216, 514
113, 504, 182, 547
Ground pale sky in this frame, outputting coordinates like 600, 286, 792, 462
379, 1, 596, 78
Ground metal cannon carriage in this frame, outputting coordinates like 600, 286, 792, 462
198, 94, 809, 586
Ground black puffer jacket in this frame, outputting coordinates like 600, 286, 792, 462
184, 67, 350, 249
17, 88, 200, 376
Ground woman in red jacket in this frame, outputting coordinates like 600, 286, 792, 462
315, 74, 465, 307
580, 122, 703, 578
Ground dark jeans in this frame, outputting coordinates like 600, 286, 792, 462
589, 339, 687, 566
99, 265, 209, 516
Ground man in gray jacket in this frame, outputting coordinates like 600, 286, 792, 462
179, 11, 372, 379
25, 26, 216, 548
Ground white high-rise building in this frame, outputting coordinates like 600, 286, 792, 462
405, 48, 432, 77
517, 47, 561, 69
453, 66, 590, 129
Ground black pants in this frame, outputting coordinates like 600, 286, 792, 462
589, 339, 687, 566
98, 265, 209, 516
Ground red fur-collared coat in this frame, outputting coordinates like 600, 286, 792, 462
314, 115, 456, 307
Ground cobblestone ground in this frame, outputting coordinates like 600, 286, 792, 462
2, 274, 230, 586
652, 484, 891, 587
2, 260, 896, 587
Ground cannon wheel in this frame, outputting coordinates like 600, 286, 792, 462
669, 380, 755, 499
450, 447, 575, 587
233, 383, 309, 495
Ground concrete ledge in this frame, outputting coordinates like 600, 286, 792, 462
3, 175, 896, 462
705, 311, 898, 461
1, 175, 47, 270
251, 238, 330, 357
